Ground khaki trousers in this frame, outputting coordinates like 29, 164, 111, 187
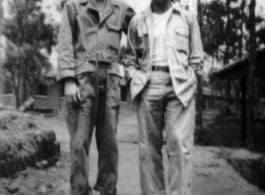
136, 71, 195, 195
66, 66, 120, 195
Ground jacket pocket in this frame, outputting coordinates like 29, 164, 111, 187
75, 57, 94, 76
174, 26, 189, 53
76, 72, 96, 103
107, 23, 122, 31
107, 23, 122, 49
175, 26, 188, 37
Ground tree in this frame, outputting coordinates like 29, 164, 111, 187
239, 0, 247, 142
246, 0, 256, 147
200, 0, 226, 59
201, 0, 263, 146
2, 0, 56, 108
200, 0, 263, 101
196, 0, 204, 131
0, 0, 3, 96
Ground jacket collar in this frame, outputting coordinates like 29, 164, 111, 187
79, 0, 119, 23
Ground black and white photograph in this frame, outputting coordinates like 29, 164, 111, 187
0, 0, 265, 194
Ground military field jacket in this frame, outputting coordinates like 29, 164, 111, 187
57, 0, 134, 82
123, 3, 204, 107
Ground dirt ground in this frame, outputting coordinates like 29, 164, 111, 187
0, 103, 265, 195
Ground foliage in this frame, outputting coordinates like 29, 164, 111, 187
2, 0, 57, 107
200, 0, 265, 109
195, 105, 265, 152
199, 0, 226, 59
200, 0, 264, 61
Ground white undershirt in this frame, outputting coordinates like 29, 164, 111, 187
152, 7, 172, 67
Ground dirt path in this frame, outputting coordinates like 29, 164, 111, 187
0, 104, 264, 195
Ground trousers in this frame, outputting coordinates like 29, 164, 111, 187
66, 64, 120, 195
136, 71, 195, 195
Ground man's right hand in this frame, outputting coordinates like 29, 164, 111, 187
64, 80, 81, 104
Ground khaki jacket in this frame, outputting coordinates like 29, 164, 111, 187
124, 3, 204, 107
57, 0, 134, 82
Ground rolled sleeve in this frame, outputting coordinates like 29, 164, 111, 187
57, 1, 76, 82
188, 13, 204, 73
123, 17, 139, 83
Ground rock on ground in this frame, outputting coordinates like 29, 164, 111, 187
0, 110, 60, 177
222, 148, 265, 191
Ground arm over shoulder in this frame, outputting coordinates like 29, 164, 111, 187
123, 16, 139, 83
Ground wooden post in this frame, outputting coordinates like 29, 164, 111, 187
246, 0, 256, 148
196, 0, 203, 130
0, 0, 3, 99
0, 0, 3, 39
0, 0, 2, 36
239, 0, 246, 143
241, 77, 247, 142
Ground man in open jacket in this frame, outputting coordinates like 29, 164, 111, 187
57, 0, 134, 194
124, 0, 203, 194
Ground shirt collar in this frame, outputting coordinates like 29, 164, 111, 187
143, 1, 182, 19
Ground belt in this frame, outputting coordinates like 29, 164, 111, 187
152, 66, 170, 72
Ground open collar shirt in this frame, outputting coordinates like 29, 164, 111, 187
124, 3, 204, 107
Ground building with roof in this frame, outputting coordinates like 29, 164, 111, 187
210, 48, 265, 142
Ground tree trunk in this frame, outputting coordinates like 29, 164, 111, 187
232, 81, 239, 108
13, 73, 21, 109
0, 0, 3, 43
0, 0, 3, 97
14, 87, 21, 109
239, 0, 246, 58
239, 0, 247, 142
224, 0, 231, 98
247, 0, 256, 148
241, 77, 247, 142
21, 0, 28, 103
196, 0, 203, 129
21, 72, 28, 103
13, 57, 23, 109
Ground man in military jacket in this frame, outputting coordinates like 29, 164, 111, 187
57, 0, 134, 194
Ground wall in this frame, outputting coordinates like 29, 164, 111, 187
1, 83, 60, 109
1, 94, 16, 108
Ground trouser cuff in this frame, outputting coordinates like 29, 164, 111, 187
94, 185, 116, 195
152, 189, 166, 195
